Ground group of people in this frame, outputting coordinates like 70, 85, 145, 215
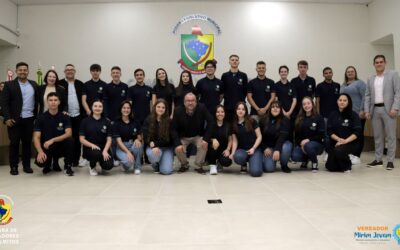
0, 54, 399, 177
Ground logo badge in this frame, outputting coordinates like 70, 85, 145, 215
310, 122, 317, 130
57, 122, 64, 131
0, 195, 13, 225
121, 90, 126, 97
265, 85, 271, 92
101, 125, 107, 133
288, 89, 293, 96
98, 87, 103, 94
393, 224, 400, 245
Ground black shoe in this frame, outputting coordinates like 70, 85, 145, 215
52, 161, 62, 172
367, 160, 383, 168
240, 165, 247, 174
386, 162, 394, 170
177, 165, 189, 173
43, 167, 52, 175
281, 165, 292, 173
300, 162, 308, 169
64, 167, 74, 176
153, 163, 160, 174
23, 166, 34, 174
10, 167, 19, 176
216, 160, 223, 172
195, 167, 206, 175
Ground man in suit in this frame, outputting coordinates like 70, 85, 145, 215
58, 64, 85, 167
1, 62, 39, 175
365, 55, 400, 170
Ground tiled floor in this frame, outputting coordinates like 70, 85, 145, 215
0, 152, 399, 250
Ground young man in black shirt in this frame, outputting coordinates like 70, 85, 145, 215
221, 55, 248, 121
33, 92, 74, 176
82, 64, 108, 117
105, 66, 128, 121
316, 67, 340, 119
291, 60, 316, 116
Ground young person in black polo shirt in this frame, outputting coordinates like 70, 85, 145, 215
114, 101, 143, 174
175, 70, 197, 107
105, 66, 128, 121
152, 68, 175, 119
259, 101, 293, 173
79, 100, 113, 176
196, 60, 224, 115
58, 64, 85, 167
326, 93, 361, 172
82, 64, 108, 117
291, 97, 325, 172
291, 60, 316, 116
247, 61, 276, 118
33, 92, 74, 176
221, 55, 248, 121
172, 93, 214, 174
206, 105, 233, 175
127, 68, 153, 126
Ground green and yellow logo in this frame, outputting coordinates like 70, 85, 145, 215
178, 34, 214, 74
0, 196, 13, 225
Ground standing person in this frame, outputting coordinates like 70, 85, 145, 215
196, 60, 224, 115
291, 97, 325, 172
152, 68, 175, 118
247, 61, 276, 118
221, 55, 248, 121
113, 101, 143, 174
38, 70, 67, 114
1, 62, 39, 175
105, 66, 128, 121
340, 66, 366, 164
172, 93, 214, 174
175, 70, 197, 107
58, 64, 85, 167
326, 93, 361, 172
142, 99, 174, 175
33, 92, 74, 176
230, 102, 263, 177
206, 105, 233, 175
82, 64, 108, 117
0, 82, 4, 119
259, 101, 293, 173
365, 55, 400, 170
79, 100, 114, 176
291, 60, 316, 116
127, 68, 153, 126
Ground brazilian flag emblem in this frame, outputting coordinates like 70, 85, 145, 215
178, 34, 214, 74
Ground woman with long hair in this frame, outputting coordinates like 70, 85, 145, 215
38, 69, 67, 114
175, 70, 197, 107
230, 102, 263, 177
259, 101, 293, 173
291, 97, 325, 172
142, 99, 174, 175
114, 100, 143, 174
79, 99, 113, 176
152, 68, 176, 118
326, 93, 361, 172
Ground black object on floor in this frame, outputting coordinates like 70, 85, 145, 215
207, 199, 222, 204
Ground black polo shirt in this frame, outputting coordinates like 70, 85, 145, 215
153, 83, 175, 113
221, 70, 248, 112
247, 77, 275, 115
196, 76, 224, 114
275, 81, 297, 113
34, 111, 71, 144
260, 117, 290, 152
113, 119, 141, 142
234, 119, 259, 150
105, 82, 128, 121
327, 110, 362, 141
295, 115, 325, 145
212, 122, 231, 150
175, 84, 197, 107
315, 81, 340, 118
79, 116, 112, 146
127, 84, 153, 124
82, 79, 108, 107
291, 76, 316, 114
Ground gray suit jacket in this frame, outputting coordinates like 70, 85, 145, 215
364, 70, 400, 115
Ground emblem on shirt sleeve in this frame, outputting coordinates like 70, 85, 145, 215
57, 122, 64, 131
101, 125, 107, 133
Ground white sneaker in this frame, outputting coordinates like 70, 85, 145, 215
134, 169, 141, 175
349, 155, 361, 165
89, 166, 98, 176
113, 160, 120, 167
344, 170, 351, 173
79, 158, 89, 167
324, 153, 328, 162
209, 165, 218, 175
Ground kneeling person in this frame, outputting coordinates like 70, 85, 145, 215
33, 92, 74, 176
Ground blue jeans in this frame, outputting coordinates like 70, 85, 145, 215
291, 141, 324, 163
146, 147, 174, 175
262, 141, 293, 172
233, 148, 263, 177
116, 141, 143, 170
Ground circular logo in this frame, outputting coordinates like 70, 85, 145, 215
0, 195, 14, 225
393, 224, 400, 245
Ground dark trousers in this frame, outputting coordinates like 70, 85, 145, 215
325, 141, 358, 172
7, 117, 35, 169
206, 145, 232, 166
83, 146, 113, 170
354, 119, 366, 157
35, 138, 74, 169
70, 115, 82, 164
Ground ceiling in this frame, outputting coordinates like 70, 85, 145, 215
10, 0, 374, 6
